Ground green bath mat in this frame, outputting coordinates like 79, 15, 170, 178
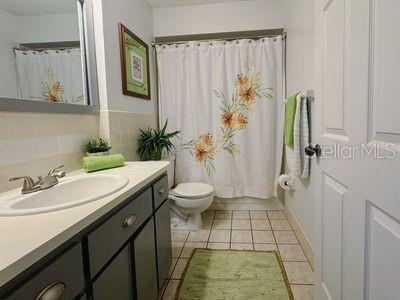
176, 249, 293, 300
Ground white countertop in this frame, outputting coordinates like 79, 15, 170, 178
0, 161, 169, 288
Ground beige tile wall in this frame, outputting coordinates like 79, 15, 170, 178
0, 112, 99, 192
99, 110, 157, 161
0, 110, 157, 192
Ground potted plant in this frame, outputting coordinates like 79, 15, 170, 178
82, 138, 112, 156
137, 120, 180, 161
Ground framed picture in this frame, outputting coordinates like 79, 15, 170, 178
118, 23, 151, 100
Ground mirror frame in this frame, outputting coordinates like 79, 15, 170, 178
0, 0, 99, 115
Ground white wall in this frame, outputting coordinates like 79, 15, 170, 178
283, 0, 315, 252
94, 0, 156, 114
153, 0, 285, 37
0, 8, 19, 98
18, 13, 80, 43
93, 0, 158, 161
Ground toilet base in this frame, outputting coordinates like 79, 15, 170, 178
170, 210, 203, 231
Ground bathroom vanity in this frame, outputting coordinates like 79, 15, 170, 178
0, 162, 172, 300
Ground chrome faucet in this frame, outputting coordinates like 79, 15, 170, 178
10, 165, 66, 194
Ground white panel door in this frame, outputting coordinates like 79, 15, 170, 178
314, 0, 400, 299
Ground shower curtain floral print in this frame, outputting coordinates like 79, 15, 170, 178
41, 68, 64, 102
182, 60, 273, 175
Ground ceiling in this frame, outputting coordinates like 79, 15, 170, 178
0, 0, 76, 16
0, 0, 251, 15
147, 0, 252, 8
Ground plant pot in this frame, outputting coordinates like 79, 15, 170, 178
86, 151, 110, 157
143, 151, 162, 161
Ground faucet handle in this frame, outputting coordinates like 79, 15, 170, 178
48, 165, 65, 176
10, 176, 35, 186
9, 176, 40, 194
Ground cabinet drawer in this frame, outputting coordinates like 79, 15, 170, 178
153, 175, 169, 209
6, 243, 84, 300
88, 188, 152, 277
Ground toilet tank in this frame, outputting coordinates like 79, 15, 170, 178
162, 155, 175, 189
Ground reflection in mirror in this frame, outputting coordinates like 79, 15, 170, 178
0, 0, 87, 105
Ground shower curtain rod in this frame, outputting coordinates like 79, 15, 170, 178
12, 46, 79, 52
152, 32, 286, 47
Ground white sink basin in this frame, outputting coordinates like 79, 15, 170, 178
0, 174, 129, 216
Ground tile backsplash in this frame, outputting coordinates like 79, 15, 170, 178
0, 110, 158, 193
99, 110, 157, 161
0, 112, 99, 192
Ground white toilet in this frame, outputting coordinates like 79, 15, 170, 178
165, 156, 214, 231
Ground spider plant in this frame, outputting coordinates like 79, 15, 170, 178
137, 120, 180, 161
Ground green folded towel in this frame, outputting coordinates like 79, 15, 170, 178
284, 92, 300, 146
82, 154, 125, 172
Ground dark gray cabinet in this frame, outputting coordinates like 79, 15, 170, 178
88, 188, 152, 277
134, 220, 158, 300
92, 245, 133, 300
5, 243, 84, 300
0, 174, 171, 300
153, 175, 169, 209
155, 200, 172, 290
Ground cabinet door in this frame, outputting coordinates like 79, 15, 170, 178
134, 219, 158, 300
155, 200, 172, 290
5, 243, 84, 300
92, 245, 133, 300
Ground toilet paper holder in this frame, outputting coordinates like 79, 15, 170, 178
278, 174, 295, 190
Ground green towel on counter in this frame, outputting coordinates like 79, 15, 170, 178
284, 92, 300, 146
83, 154, 125, 172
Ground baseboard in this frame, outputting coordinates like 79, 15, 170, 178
283, 205, 315, 269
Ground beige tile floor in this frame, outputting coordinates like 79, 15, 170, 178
160, 209, 314, 300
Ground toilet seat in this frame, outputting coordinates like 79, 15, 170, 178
169, 182, 214, 230
171, 182, 213, 199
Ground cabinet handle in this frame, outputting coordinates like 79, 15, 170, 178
123, 214, 137, 228
158, 187, 166, 194
35, 281, 65, 300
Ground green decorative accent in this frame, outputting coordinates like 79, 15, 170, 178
124, 32, 149, 96
137, 120, 180, 161
284, 93, 300, 146
177, 249, 293, 300
72, 94, 85, 104
82, 154, 125, 173
82, 138, 112, 154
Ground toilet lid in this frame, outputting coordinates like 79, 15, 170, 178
172, 183, 214, 198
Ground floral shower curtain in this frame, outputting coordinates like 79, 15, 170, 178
14, 49, 85, 104
157, 38, 285, 199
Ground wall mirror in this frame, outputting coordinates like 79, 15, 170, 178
0, 0, 98, 114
